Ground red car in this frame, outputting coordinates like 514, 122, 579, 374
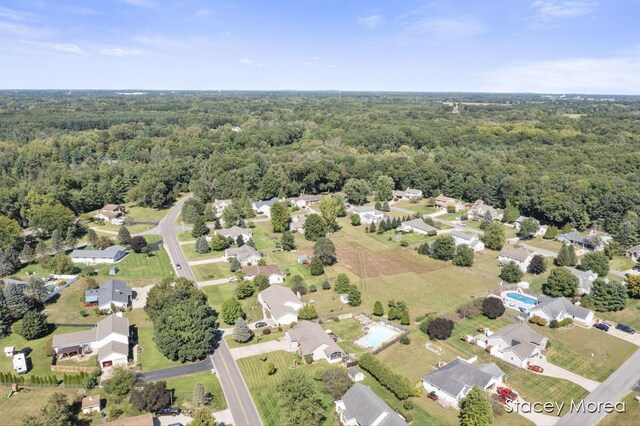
427, 391, 438, 401
527, 364, 544, 373
497, 387, 518, 402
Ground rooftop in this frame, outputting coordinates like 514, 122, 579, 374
339, 383, 408, 426
287, 321, 343, 358
422, 358, 502, 399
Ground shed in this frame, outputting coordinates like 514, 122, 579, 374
82, 395, 102, 414
348, 367, 365, 382
13, 353, 27, 374
4, 346, 15, 357
109, 267, 119, 276
297, 255, 308, 264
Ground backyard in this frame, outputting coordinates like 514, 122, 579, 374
0, 386, 81, 426
163, 371, 227, 412
201, 283, 264, 322
191, 262, 234, 282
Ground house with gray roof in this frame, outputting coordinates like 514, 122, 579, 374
451, 230, 485, 252
421, 358, 503, 408
468, 200, 502, 221
85, 279, 133, 312
212, 199, 232, 214
224, 245, 262, 266
481, 323, 547, 368
291, 194, 322, 208
566, 267, 598, 294
336, 384, 408, 426
350, 206, 388, 225
289, 214, 307, 233
52, 313, 130, 369
70, 245, 127, 265
392, 188, 423, 201
214, 225, 252, 242
285, 321, 344, 363
498, 247, 533, 272
528, 296, 594, 326
251, 197, 284, 218
398, 218, 438, 235
557, 232, 604, 251
258, 285, 304, 325
625, 244, 640, 262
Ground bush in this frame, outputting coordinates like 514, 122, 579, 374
482, 297, 505, 319
309, 284, 317, 292
304, 354, 313, 364
403, 400, 415, 410
399, 335, 411, 345
321, 280, 331, 290
358, 353, 414, 400
426, 318, 455, 340
528, 315, 548, 326
262, 328, 272, 335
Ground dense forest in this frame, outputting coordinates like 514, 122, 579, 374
1, 91, 639, 235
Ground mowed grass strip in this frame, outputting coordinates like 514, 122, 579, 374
191, 262, 234, 281
0, 386, 80, 426
506, 371, 588, 416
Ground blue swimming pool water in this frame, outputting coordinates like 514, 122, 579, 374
506, 292, 537, 305
356, 324, 400, 348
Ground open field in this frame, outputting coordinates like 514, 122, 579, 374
394, 200, 438, 215
93, 241, 174, 285
191, 262, 234, 281
125, 205, 169, 223
43, 278, 103, 325
524, 236, 563, 253
539, 325, 637, 381
163, 371, 227, 412
0, 385, 81, 426
201, 283, 263, 322
93, 223, 154, 234
252, 223, 279, 250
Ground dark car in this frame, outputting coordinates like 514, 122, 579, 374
616, 323, 636, 334
593, 323, 609, 332
176, 263, 182, 270
156, 407, 181, 417
633, 264, 640, 272
255, 321, 268, 328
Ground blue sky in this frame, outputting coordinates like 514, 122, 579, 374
0, 0, 639, 93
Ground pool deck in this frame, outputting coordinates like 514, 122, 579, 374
501, 290, 539, 313
353, 323, 402, 350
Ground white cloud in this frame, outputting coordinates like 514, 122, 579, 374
100, 47, 144, 57
119, 0, 157, 8
0, 6, 34, 21
357, 14, 384, 29
531, 1, 596, 20
53, 43, 86, 54
482, 54, 640, 94
64, 6, 100, 16
239, 58, 266, 67
0, 21, 53, 38
404, 16, 486, 39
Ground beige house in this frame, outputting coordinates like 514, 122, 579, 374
498, 247, 533, 272
258, 285, 304, 325
94, 204, 125, 224
478, 323, 547, 368
285, 321, 344, 363
224, 245, 262, 266
434, 194, 463, 211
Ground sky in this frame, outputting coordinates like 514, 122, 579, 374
0, 0, 639, 94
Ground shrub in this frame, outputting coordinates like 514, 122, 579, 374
528, 315, 548, 326
304, 354, 313, 364
358, 353, 414, 400
399, 335, 411, 345
426, 318, 455, 340
321, 280, 331, 290
403, 400, 415, 410
482, 297, 505, 319
309, 284, 317, 293
262, 328, 272, 335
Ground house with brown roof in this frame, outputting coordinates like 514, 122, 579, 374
103, 414, 154, 426
94, 204, 125, 224
285, 321, 344, 363
82, 395, 101, 414
291, 194, 323, 208
212, 199, 232, 214
434, 194, 463, 211
468, 200, 502, 221
242, 265, 286, 285
258, 285, 304, 325
498, 248, 533, 272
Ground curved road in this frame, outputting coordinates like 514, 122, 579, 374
159, 195, 263, 426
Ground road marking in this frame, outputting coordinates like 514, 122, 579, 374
216, 350, 253, 425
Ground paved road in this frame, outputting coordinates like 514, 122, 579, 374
557, 349, 640, 426
159, 195, 263, 426
139, 358, 213, 381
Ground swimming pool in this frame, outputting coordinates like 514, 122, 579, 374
506, 292, 537, 305
354, 324, 401, 348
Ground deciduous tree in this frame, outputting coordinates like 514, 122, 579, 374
222, 298, 245, 325
543, 267, 578, 297
500, 261, 523, 283
481, 222, 505, 250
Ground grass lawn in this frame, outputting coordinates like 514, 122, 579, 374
10, 262, 54, 281
322, 318, 365, 354
0, 326, 92, 377
95, 223, 154, 234
201, 284, 263, 322
182, 244, 225, 261
394, 200, 438, 215
192, 262, 234, 281
177, 230, 196, 242
224, 330, 284, 349
0, 385, 81, 426
43, 278, 103, 325
447, 315, 515, 353
611, 256, 636, 271
252, 223, 279, 250
538, 325, 637, 382
438, 212, 460, 221
599, 393, 640, 425
163, 371, 227, 412
599, 298, 640, 330
525, 237, 563, 253
92, 242, 174, 285
125, 205, 168, 223
505, 370, 589, 416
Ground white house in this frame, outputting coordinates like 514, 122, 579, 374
392, 188, 423, 201
528, 296, 595, 326
214, 226, 253, 242
479, 323, 547, 368
422, 358, 503, 408
258, 285, 304, 325
336, 384, 408, 426
291, 194, 322, 209
289, 215, 306, 233
241, 265, 286, 285
285, 321, 344, 363
514, 216, 548, 236
81, 396, 101, 414
468, 200, 502, 221
70, 245, 127, 265
451, 230, 485, 252
498, 248, 533, 272
13, 353, 27, 374
252, 197, 283, 218
350, 206, 387, 225
212, 199, 232, 214
434, 194, 464, 211
94, 204, 125, 224
397, 218, 438, 235
567, 267, 598, 294
4, 346, 15, 357
84, 279, 133, 312
52, 313, 130, 369
224, 245, 262, 266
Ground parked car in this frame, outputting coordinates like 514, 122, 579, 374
427, 391, 438, 401
616, 323, 636, 334
497, 386, 518, 402
157, 407, 181, 417
593, 323, 609, 332
633, 264, 640, 272
255, 321, 268, 328
527, 364, 544, 373
175, 263, 182, 270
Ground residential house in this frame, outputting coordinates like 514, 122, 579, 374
566, 267, 598, 294
13, 353, 27, 374
528, 296, 594, 326
241, 265, 286, 285
52, 313, 130, 369
85, 279, 133, 312
289, 215, 306, 233
258, 285, 304, 325
392, 188, 423, 201
81, 396, 101, 414
586, 225, 614, 245
421, 358, 503, 408
212, 199, 232, 214
350, 206, 388, 225
434, 195, 463, 211
557, 232, 605, 251
498, 248, 533, 272
347, 367, 365, 382
103, 414, 154, 426
1, 278, 28, 294
335, 384, 408, 426
252, 197, 283, 218
285, 321, 344, 363
625, 244, 640, 262
224, 245, 262, 266
468, 200, 502, 221
214, 226, 252, 243
479, 323, 547, 368
291, 194, 322, 208
514, 216, 548, 236
397, 218, 438, 235
94, 204, 125, 224
70, 245, 128, 265
451, 230, 485, 252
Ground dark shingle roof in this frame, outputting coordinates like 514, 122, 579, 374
422, 359, 502, 399
340, 384, 408, 426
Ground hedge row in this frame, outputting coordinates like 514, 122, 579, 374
358, 353, 413, 400
0, 372, 89, 387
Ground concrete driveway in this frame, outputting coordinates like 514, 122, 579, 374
536, 356, 600, 391
132, 284, 154, 309
229, 339, 290, 360
156, 413, 191, 426
188, 257, 226, 266
604, 326, 640, 346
